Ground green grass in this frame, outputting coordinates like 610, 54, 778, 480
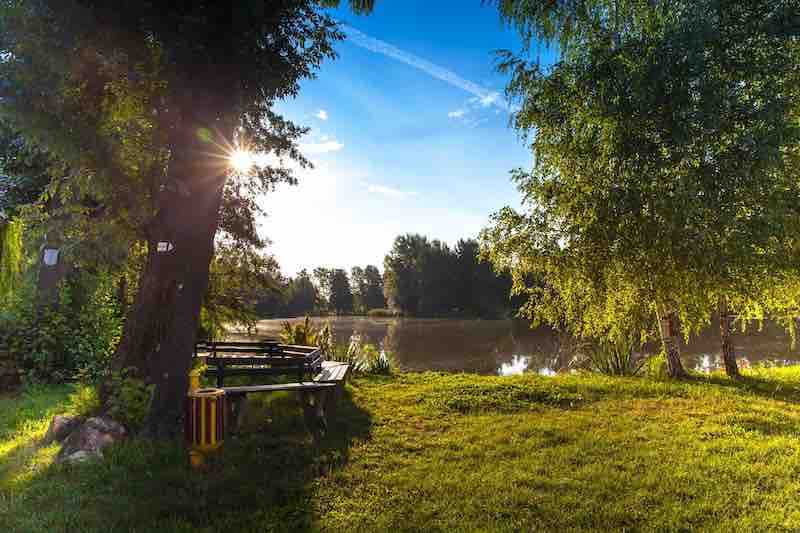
3, 368, 800, 531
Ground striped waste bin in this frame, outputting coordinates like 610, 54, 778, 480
185, 388, 225, 466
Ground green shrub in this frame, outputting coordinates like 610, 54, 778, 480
105, 368, 154, 432
645, 351, 670, 379
335, 335, 394, 375
338, 334, 368, 372
577, 337, 645, 376
280, 316, 335, 354
67, 384, 102, 416
361, 344, 394, 375
0, 271, 123, 383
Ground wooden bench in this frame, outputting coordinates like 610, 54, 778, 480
222, 361, 351, 438
195, 340, 323, 385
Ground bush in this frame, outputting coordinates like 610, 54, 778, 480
280, 316, 335, 355
577, 337, 645, 376
105, 368, 153, 432
360, 344, 394, 375
67, 384, 102, 416
0, 271, 123, 383
336, 335, 395, 375
645, 351, 670, 379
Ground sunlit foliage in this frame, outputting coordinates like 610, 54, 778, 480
482, 0, 800, 375
0, 219, 22, 301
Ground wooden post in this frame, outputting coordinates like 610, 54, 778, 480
216, 359, 225, 388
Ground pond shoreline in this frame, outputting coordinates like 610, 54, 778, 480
227, 316, 800, 375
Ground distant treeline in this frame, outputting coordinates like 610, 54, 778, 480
254, 265, 386, 317
255, 234, 516, 319
383, 235, 515, 318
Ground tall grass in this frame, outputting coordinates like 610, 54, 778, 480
337, 334, 394, 375
280, 316, 335, 356
578, 338, 645, 376
280, 317, 394, 375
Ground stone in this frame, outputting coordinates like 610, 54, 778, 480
43, 414, 85, 445
85, 417, 127, 439
56, 416, 127, 463
61, 450, 97, 464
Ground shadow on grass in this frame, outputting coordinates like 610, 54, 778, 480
1, 386, 372, 532
690, 372, 800, 404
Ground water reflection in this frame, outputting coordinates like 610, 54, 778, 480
234, 317, 800, 375
498, 355, 530, 376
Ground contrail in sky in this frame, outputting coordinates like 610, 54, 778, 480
342, 25, 512, 113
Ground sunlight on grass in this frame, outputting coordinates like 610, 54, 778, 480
6, 443, 60, 487
3, 370, 800, 530
0, 384, 96, 484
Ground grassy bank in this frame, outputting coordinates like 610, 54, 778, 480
3, 369, 800, 531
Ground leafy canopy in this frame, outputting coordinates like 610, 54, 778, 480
482, 0, 800, 341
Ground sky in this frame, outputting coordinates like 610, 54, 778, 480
257, 1, 557, 276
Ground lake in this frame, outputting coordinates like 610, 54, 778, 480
230, 317, 800, 376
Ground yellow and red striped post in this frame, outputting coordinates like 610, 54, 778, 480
185, 388, 225, 468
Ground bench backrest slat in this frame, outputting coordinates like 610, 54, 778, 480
196, 340, 322, 387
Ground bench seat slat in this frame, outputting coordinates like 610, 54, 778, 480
222, 382, 336, 396
314, 362, 350, 383
206, 367, 303, 377
196, 340, 280, 347
197, 347, 282, 354
203, 356, 308, 365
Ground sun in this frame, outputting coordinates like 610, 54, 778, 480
230, 149, 253, 173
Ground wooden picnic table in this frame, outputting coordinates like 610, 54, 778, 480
194, 340, 350, 438
194, 340, 324, 386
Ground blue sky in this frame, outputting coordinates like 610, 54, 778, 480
258, 1, 556, 276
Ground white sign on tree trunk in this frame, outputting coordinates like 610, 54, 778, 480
43, 248, 59, 266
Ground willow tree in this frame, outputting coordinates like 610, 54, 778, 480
0, 1, 375, 436
482, 0, 800, 377
0, 219, 22, 302
0, 122, 55, 303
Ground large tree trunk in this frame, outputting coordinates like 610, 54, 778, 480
111, 100, 234, 438
656, 306, 688, 378
36, 235, 72, 306
718, 297, 739, 377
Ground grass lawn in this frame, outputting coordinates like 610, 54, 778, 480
3, 369, 800, 532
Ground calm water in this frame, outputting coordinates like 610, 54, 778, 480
230, 317, 800, 376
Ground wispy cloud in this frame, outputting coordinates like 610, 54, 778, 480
472, 93, 499, 107
448, 109, 466, 119
342, 25, 512, 113
301, 140, 344, 154
364, 182, 418, 199
315, 109, 328, 121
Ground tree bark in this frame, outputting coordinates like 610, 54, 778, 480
718, 297, 739, 377
110, 98, 234, 439
36, 237, 72, 306
656, 306, 688, 378
116, 274, 128, 317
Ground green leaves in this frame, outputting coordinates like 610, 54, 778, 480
318, 0, 376, 15
483, 0, 800, 345
0, 219, 23, 301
